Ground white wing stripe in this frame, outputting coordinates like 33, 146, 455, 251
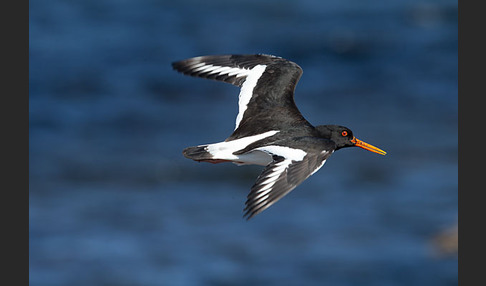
184, 61, 268, 130
189, 62, 206, 69
251, 194, 270, 206
259, 177, 278, 188
235, 64, 267, 129
192, 64, 216, 73
228, 68, 249, 77
255, 160, 292, 193
191, 63, 251, 78
207, 66, 232, 74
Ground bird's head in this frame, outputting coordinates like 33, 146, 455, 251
316, 125, 386, 155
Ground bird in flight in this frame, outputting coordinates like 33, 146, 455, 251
172, 54, 386, 219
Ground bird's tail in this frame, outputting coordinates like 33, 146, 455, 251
183, 145, 231, 164
183, 145, 211, 160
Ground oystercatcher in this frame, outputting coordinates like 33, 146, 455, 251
172, 54, 386, 219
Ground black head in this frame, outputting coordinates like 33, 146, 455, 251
315, 125, 386, 155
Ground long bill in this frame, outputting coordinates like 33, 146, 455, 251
351, 137, 387, 155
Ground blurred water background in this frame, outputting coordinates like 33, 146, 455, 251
29, 0, 458, 285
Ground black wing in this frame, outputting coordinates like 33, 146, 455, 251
172, 54, 312, 135
172, 54, 289, 87
244, 150, 332, 220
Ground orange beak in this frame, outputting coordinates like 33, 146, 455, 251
351, 137, 387, 155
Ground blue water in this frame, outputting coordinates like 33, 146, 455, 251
30, 0, 458, 285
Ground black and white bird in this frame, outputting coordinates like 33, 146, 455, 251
172, 54, 386, 219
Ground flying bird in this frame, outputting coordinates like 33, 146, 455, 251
172, 54, 386, 219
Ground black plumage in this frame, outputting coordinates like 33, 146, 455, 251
172, 54, 386, 219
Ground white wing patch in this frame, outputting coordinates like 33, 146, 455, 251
191, 63, 252, 78
244, 148, 332, 219
248, 145, 307, 204
235, 65, 267, 129
248, 159, 293, 205
185, 61, 268, 130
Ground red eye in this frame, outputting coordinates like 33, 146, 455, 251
341, 131, 348, 137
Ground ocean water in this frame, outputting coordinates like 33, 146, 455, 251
30, 0, 458, 285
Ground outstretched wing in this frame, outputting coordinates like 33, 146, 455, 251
172, 54, 284, 87
244, 146, 333, 220
172, 54, 310, 133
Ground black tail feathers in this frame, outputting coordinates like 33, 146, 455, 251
182, 145, 212, 161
